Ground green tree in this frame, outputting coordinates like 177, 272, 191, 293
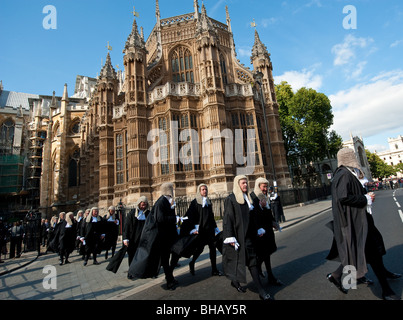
365, 149, 396, 179
275, 82, 343, 164
395, 162, 403, 175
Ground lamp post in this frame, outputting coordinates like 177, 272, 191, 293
253, 71, 277, 186
117, 199, 124, 236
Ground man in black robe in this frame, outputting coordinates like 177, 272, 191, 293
269, 186, 285, 223
250, 177, 282, 286
128, 182, 180, 290
222, 175, 273, 300
81, 207, 106, 266
123, 196, 150, 279
181, 184, 222, 276
326, 148, 401, 300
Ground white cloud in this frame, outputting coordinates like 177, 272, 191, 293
260, 17, 279, 28
331, 34, 374, 66
274, 67, 323, 91
366, 144, 389, 153
390, 40, 403, 48
237, 47, 250, 58
330, 70, 403, 142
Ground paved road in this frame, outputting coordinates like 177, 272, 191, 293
121, 189, 403, 301
0, 198, 330, 301
1, 191, 401, 305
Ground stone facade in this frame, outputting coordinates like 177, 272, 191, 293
37, 1, 291, 215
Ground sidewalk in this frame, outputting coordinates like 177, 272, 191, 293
0, 198, 331, 300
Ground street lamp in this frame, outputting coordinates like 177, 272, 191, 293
117, 199, 124, 236
253, 71, 277, 186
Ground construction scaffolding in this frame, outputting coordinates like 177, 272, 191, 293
0, 154, 25, 194
26, 128, 46, 209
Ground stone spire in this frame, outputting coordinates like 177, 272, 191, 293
50, 91, 57, 109
251, 29, 270, 62
194, 0, 200, 20
100, 52, 117, 79
62, 83, 69, 102
156, 0, 161, 24
196, 3, 215, 33
225, 5, 232, 32
124, 15, 145, 52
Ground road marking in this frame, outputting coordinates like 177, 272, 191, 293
399, 210, 403, 223
397, 202, 401, 208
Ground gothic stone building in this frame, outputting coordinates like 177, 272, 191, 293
39, 1, 291, 215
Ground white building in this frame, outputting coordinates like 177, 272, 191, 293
375, 135, 403, 178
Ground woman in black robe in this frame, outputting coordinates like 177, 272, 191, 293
103, 206, 119, 260
222, 175, 273, 300
250, 177, 282, 286
57, 212, 77, 265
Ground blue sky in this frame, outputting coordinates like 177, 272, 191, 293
1, 0, 402, 152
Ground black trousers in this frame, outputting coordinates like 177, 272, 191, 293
9, 236, 22, 258
191, 237, 217, 270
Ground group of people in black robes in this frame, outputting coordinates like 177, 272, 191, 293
47, 206, 120, 266
125, 178, 283, 299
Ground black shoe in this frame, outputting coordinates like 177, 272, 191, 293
105, 252, 108, 260
93, 260, 100, 265
357, 276, 374, 285
260, 293, 274, 301
212, 269, 223, 276
231, 281, 246, 293
64, 260, 70, 264
386, 272, 402, 280
268, 278, 284, 286
127, 274, 134, 280
327, 273, 348, 294
83, 260, 88, 266
189, 261, 195, 276
59, 259, 63, 266
167, 279, 178, 290
382, 293, 401, 300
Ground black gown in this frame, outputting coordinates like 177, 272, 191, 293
128, 196, 178, 279
222, 193, 258, 284
250, 192, 277, 260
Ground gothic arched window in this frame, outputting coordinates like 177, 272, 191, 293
171, 47, 194, 83
68, 149, 80, 187
220, 54, 228, 85
0, 119, 15, 154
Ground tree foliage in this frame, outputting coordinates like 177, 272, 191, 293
365, 149, 396, 179
275, 81, 343, 164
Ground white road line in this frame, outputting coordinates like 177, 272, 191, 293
399, 210, 403, 223
396, 202, 401, 208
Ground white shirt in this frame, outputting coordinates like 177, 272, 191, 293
244, 193, 254, 210
137, 210, 146, 220
202, 197, 208, 208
